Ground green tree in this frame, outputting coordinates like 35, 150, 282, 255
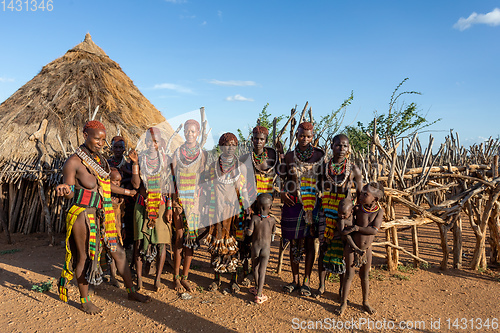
349, 78, 441, 152
237, 103, 285, 145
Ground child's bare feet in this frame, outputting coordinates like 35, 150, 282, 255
181, 279, 193, 292
154, 280, 163, 292
363, 302, 376, 314
173, 276, 183, 292
81, 301, 103, 315
128, 291, 152, 303
335, 303, 347, 317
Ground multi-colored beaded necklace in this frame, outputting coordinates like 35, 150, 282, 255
252, 148, 268, 165
326, 157, 351, 187
361, 203, 380, 213
219, 154, 237, 174
180, 143, 201, 162
295, 144, 314, 162
76, 145, 110, 179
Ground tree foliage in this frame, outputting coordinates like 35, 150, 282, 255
348, 78, 441, 152
237, 103, 285, 145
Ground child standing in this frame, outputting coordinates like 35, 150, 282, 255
337, 182, 384, 316
246, 193, 276, 304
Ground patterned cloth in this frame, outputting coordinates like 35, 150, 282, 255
281, 197, 321, 240
321, 190, 347, 274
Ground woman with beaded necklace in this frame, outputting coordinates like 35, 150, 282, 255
56, 120, 150, 315
318, 134, 362, 298
170, 119, 208, 292
239, 125, 278, 285
130, 127, 172, 292
279, 122, 324, 297
204, 133, 250, 293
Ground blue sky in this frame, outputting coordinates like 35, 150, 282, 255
1, 1, 499, 149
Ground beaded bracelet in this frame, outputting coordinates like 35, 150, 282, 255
126, 286, 136, 294
80, 295, 91, 304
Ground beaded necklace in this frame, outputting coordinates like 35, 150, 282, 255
140, 150, 162, 176
295, 144, 314, 162
252, 148, 268, 165
76, 145, 110, 179
215, 158, 240, 185
219, 154, 237, 174
326, 157, 351, 187
180, 143, 201, 162
108, 155, 126, 169
361, 203, 380, 213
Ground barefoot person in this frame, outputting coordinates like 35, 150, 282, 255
246, 193, 276, 304
319, 134, 362, 297
239, 125, 278, 286
170, 119, 207, 292
130, 127, 172, 292
56, 120, 150, 314
279, 122, 324, 297
204, 133, 250, 293
337, 182, 384, 316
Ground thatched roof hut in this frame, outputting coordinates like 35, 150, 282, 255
0, 33, 181, 183
0, 33, 182, 239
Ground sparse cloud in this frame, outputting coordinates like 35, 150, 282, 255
453, 8, 500, 31
209, 79, 256, 87
164, 0, 187, 4
201, 21, 207, 26
180, 14, 196, 19
225, 94, 254, 102
218, 10, 222, 20
153, 83, 193, 94
0, 77, 14, 82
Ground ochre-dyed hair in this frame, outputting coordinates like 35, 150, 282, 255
367, 182, 385, 201
146, 127, 162, 141
111, 136, 125, 145
83, 120, 106, 133
184, 119, 200, 131
252, 126, 269, 137
218, 132, 238, 146
298, 122, 314, 131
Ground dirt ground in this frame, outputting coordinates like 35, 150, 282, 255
1, 203, 500, 333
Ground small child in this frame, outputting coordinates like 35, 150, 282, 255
106, 168, 126, 288
246, 193, 276, 304
337, 182, 384, 317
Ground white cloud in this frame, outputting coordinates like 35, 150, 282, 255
201, 21, 207, 26
218, 10, 222, 20
453, 8, 500, 31
153, 83, 193, 94
180, 14, 196, 19
225, 94, 254, 102
0, 77, 14, 82
209, 79, 256, 87
164, 0, 187, 4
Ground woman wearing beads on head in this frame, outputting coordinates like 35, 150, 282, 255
170, 119, 208, 292
239, 125, 278, 285
318, 134, 363, 298
279, 122, 324, 297
55, 120, 151, 315
204, 132, 250, 293
129, 127, 173, 292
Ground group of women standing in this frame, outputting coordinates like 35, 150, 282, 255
56, 118, 364, 315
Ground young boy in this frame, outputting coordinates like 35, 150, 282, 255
105, 168, 126, 288
246, 193, 276, 304
337, 182, 384, 316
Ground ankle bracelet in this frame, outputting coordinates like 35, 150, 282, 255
80, 296, 91, 304
181, 275, 188, 280
174, 274, 181, 280
126, 286, 136, 294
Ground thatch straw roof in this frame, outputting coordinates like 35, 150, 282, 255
0, 33, 182, 183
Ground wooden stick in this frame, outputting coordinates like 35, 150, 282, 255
372, 241, 428, 264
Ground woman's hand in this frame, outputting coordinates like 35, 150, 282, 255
55, 184, 72, 197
